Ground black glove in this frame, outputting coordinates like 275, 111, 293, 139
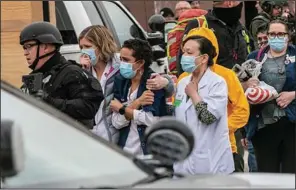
31, 90, 49, 101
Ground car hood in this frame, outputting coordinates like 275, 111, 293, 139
134, 173, 295, 188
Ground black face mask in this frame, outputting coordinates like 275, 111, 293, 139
213, 2, 243, 26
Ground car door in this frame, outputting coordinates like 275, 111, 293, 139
55, 1, 105, 62
0, 81, 148, 188
55, 1, 148, 64
97, 1, 147, 46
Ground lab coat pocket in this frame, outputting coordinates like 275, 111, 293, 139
192, 150, 212, 174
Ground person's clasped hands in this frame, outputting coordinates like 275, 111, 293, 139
110, 90, 155, 113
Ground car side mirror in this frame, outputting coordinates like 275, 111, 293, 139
144, 117, 194, 166
1, 120, 25, 178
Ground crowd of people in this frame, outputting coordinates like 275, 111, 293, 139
19, 0, 295, 176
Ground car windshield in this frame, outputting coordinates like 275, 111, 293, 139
1, 82, 148, 188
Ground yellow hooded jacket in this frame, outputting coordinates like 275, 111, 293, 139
177, 27, 250, 153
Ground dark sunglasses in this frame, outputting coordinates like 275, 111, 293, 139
267, 32, 288, 39
22, 43, 38, 50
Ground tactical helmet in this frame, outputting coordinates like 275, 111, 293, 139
260, 0, 286, 14
20, 21, 63, 46
148, 14, 165, 32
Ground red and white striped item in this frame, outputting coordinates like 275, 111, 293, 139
245, 86, 274, 104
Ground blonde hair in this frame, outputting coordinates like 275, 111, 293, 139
79, 25, 118, 63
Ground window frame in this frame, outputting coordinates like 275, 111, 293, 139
55, 1, 79, 45
94, 1, 147, 47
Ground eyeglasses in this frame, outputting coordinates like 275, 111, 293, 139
22, 43, 38, 51
267, 32, 288, 39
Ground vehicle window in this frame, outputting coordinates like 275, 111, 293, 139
1, 87, 147, 188
55, 1, 78, 45
102, 1, 141, 45
82, 1, 103, 26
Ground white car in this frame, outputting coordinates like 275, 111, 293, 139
1, 81, 294, 188
56, 1, 168, 74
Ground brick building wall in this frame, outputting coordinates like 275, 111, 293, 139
121, 1, 247, 32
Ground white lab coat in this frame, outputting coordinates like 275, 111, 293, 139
173, 68, 234, 175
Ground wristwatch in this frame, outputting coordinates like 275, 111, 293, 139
119, 105, 127, 115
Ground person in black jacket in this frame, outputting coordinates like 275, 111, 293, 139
176, 1, 254, 75
19, 21, 104, 129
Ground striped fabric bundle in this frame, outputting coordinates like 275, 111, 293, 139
245, 81, 279, 105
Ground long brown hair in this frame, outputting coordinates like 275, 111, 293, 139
79, 25, 118, 63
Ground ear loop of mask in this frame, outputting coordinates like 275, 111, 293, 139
29, 43, 58, 70
134, 60, 145, 75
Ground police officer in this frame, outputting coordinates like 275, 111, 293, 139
20, 21, 104, 129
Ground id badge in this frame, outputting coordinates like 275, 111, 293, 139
174, 94, 184, 107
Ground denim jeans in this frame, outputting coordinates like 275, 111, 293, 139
247, 141, 258, 172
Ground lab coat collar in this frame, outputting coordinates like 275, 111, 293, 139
197, 68, 211, 90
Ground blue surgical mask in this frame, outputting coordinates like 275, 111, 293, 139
268, 37, 287, 52
181, 55, 200, 73
119, 61, 136, 79
81, 49, 97, 66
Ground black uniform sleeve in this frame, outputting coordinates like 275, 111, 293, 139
177, 19, 200, 76
44, 70, 104, 120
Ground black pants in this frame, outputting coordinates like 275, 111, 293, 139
233, 153, 244, 172
235, 130, 245, 158
252, 117, 295, 173
233, 130, 245, 172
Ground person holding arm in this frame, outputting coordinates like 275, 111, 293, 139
174, 35, 234, 175
110, 39, 167, 155
78, 25, 174, 143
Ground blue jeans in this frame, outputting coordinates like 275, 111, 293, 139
248, 141, 258, 172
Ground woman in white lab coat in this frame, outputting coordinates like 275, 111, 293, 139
174, 35, 234, 175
